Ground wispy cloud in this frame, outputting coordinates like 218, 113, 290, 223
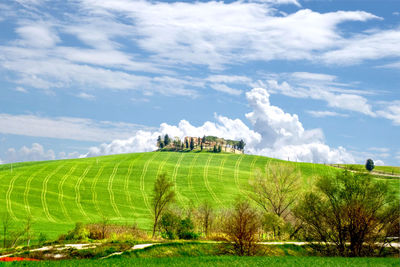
77, 92, 95, 100
0, 113, 155, 142
307, 110, 349, 118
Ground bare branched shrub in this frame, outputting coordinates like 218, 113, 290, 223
222, 199, 261, 256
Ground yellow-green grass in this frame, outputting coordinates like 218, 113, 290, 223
337, 164, 400, 175
0, 152, 398, 239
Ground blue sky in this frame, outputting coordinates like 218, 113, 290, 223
0, 0, 399, 165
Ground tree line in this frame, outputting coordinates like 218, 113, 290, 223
156, 134, 245, 153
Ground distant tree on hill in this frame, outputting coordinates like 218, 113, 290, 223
157, 136, 162, 148
202, 135, 206, 143
201, 143, 203, 151
160, 141, 165, 149
197, 137, 201, 146
218, 145, 222, 153
238, 139, 246, 150
185, 138, 189, 149
151, 173, 175, 238
365, 159, 374, 172
213, 145, 217, 153
190, 137, 194, 150
164, 134, 171, 146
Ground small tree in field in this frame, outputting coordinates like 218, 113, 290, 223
152, 173, 175, 238
294, 171, 399, 257
365, 159, 374, 172
223, 199, 261, 256
250, 163, 301, 238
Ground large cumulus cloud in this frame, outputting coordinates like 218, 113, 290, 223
85, 88, 355, 164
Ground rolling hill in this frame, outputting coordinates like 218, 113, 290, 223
0, 151, 398, 238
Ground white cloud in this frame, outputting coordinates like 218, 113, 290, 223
322, 27, 400, 65
291, 72, 336, 82
15, 86, 28, 93
77, 92, 95, 100
374, 159, 385, 166
4, 143, 55, 163
307, 110, 348, 118
376, 101, 400, 125
16, 24, 60, 48
85, 88, 355, 164
210, 84, 242, 96
251, 0, 301, 6
264, 78, 375, 116
79, 0, 378, 68
0, 113, 154, 142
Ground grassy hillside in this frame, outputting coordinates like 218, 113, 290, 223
0, 152, 397, 238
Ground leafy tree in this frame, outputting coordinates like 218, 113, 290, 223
294, 171, 399, 256
365, 159, 375, 172
213, 145, 217, 153
185, 138, 189, 149
151, 173, 175, 238
200, 143, 203, 151
160, 141, 165, 149
218, 145, 222, 153
160, 211, 198, 240
202, 135, 206, 143
190, 137, 195, 150
197, 137, 201, 146
160, 211, 180, 240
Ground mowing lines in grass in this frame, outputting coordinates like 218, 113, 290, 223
218, 155, 227, 181
234, 155, 245, 195
25, 166, 47, 216
172, 153, 188, 207
187, 153, 200, 203
203, 154, 222, 205
124, 154, 144, 215
75, 165, 92, 221
58, 165, 77, 222
108, 163, 122, 218
42, 165, 64, 222
140, 153, 159, 215
6, 172, 22, 221
156, 152, 171, 178
249, 156, 258, 181
91, 165, 105, 217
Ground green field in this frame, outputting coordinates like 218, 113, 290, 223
338, 164, 400, 175
2, 256, 399, 266
0, 151, 398, 238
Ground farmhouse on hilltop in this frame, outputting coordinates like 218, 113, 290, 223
156, 135, 245, 154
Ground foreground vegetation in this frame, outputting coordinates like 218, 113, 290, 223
2, 255, 399, 267
0, 151, 398, 262
0, 151, 349, 239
